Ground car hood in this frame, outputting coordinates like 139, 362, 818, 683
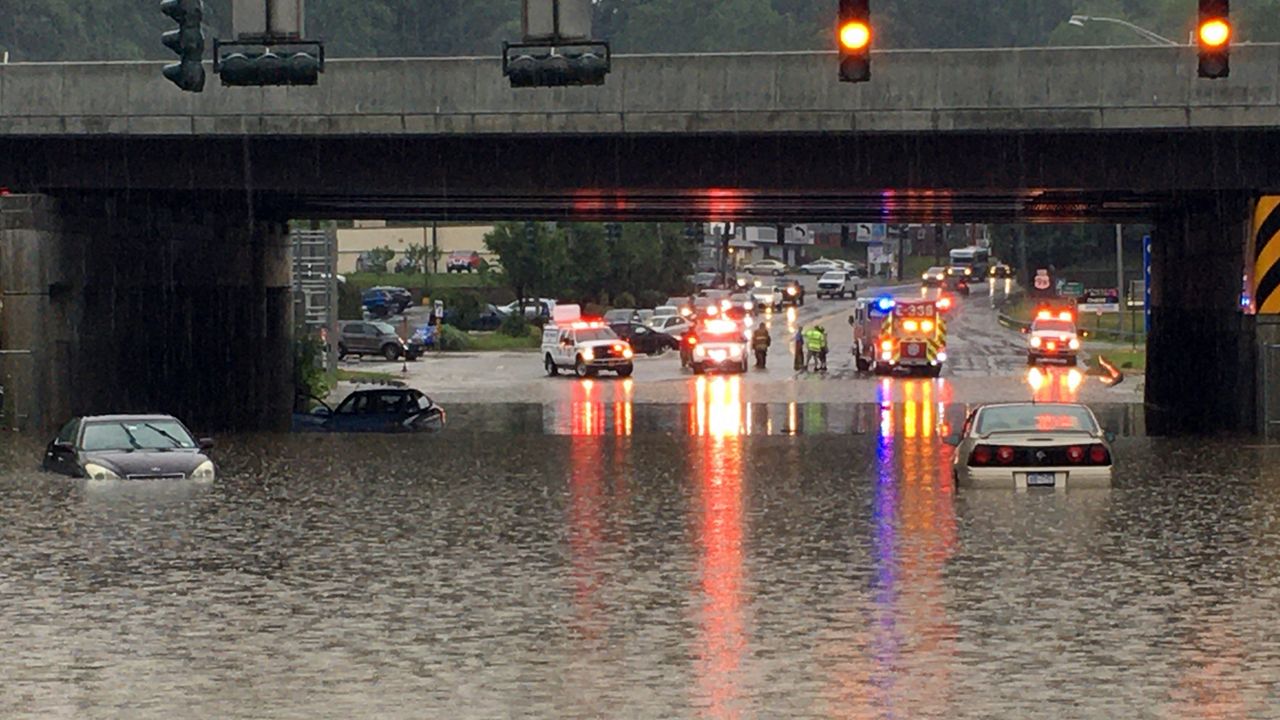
1030, 331, 1076, 342
83, 449, 210, 477
579, 340, 629, 349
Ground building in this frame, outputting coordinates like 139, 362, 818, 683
336, 222, 495, 273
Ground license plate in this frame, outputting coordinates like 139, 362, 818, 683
1026, 472, 1056, 487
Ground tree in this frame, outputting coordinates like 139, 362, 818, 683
484, 222, 570, 306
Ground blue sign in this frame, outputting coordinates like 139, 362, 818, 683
1143, 235, 1151, 333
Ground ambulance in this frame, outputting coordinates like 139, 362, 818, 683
849, 297, 948, 376
541, 305, 635, 378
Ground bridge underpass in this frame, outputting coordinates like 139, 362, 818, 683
0, 46, 1277, 434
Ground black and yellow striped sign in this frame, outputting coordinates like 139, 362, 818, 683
1257, 196, 1280, 314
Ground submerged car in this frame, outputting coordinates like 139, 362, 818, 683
293, 388, 446, 433
43, 414, 216, 480
946, 402, 1114, 489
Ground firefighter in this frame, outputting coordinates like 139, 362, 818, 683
751, 324, 771, 369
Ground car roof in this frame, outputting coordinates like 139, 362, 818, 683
975, 402, 1091, 412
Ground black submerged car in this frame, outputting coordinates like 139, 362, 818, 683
43, 414, 216, 480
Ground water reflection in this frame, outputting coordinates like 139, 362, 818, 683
1026, 366, 1085, 403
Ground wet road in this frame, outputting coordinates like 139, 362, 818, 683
2, 394, 1279, 718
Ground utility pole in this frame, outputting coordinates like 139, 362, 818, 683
1115, 223, 1125, 331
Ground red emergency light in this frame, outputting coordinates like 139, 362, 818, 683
571, 320, 606, 329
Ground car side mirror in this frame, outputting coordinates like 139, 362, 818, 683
942, 435, 962, 447
1104, 431, 1117, 443
52, 440, 74, 453
198, 437, 216, 451
313, 406, 332, 417
1020, 327, 1029, 334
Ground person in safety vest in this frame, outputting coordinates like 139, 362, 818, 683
804, 326, 827, 372
751, 324, 771, 369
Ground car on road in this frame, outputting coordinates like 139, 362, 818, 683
946, 265, 976, 281
780, 280, 805, 307
294, 388, 446, 433
743, 258, 789, 276
650, 315, 693, 338
370, 286, 414, 314
800, 258, 847, 275
542, 319, 635, 378
944, 274, 972, 296
447, 250, 482, 273
444, 303, 503, 332
989, 262, 1014, 279
609, 322, 679, 355
946, 402, 1114, 489
687, 318, 750, 374
750, 284, 784, 311
816, 271, 858, 299
43, 414, 216, 480
604, 308, 644, 324
339, 321, 418, 361
692, 272, 724, 290
921, 266, 948, 287
1025, 313, 1081, 366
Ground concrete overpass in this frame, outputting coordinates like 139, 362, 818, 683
1, 47, 1278, 434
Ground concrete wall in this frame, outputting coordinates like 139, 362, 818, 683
0, 45, 1278, 137
0, 193, 292, 433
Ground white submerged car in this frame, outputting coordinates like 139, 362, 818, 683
947, 403, 1114, 489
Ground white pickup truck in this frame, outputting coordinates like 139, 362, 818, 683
816, 271, 858, 300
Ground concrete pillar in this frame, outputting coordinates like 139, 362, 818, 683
1147, 194, 1254, 435
0, 193, 292, 433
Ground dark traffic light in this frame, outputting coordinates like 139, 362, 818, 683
1197, 0, 1230, 78
838, 0, 871, 83
504, 42, 610, 88
214, 40, 323, 87
161, 0, 205, 92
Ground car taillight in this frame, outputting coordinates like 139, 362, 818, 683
970, 445, 993, 465
687, 335, 698, 345
996, 446, 1016, 464
1066, 445, 1085, 463
1088, 444, 1110, 464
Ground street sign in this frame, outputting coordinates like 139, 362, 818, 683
1061, 282, 1085, 297
1079, 288, 1121, 313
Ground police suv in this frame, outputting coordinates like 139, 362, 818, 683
542, 305, 635, 378
688, 318, 750, 375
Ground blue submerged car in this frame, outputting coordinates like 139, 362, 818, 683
293, 388, 446, 433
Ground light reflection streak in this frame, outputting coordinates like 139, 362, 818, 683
1025, 366, 1085, 403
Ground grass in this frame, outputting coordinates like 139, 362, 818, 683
465, 329, 542, 352
1005, 297, 1146, 340
336, 368, 397, 384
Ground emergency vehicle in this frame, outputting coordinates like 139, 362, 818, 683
687, 317, 750, 375
849, 297, 948, 377
1025, 307, 1081, 366
541, 305, 635, 378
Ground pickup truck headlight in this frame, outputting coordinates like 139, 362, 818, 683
191, 460, 216, 480
83, 463, 119, 480
582, 348, 595, 361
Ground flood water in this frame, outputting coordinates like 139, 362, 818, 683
2, 396, 1280, 718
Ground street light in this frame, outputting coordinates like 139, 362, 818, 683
1067, 14, 1181, 46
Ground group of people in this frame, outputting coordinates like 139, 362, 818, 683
744, 323, 828, 372
795, 325, 829, 372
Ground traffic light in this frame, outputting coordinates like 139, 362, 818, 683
214, 40, 323, 87
838, 0, 871, 83
503, 42, 610, 88
1197, 0, 1231, 79
161, 0, 205, 92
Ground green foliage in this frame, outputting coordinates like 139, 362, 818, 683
498, 312, 530, 338
338, 281, 364, 320
436, 325, 473, 351
363, 246, 396, 274
293, 335, 331, 404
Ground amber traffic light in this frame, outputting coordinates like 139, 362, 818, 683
838, 0, 871, 82
1197, 0, 1230, 78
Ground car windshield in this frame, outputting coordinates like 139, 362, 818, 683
927, 267, 945, 274
1032, 320, 1075, 333
371, 322, 397, 335
81, 419, 196, 451
975, 405, 1099, 435
576, 328, 618, 342
820, 272, 845, 281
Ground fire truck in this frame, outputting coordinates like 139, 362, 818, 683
849, 297, 948, 377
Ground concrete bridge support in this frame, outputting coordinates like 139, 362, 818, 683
0, 193, 291, 433
1147, 195, 1256, 435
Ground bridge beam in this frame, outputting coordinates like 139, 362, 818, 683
0, 193, 292, 433
1147, 194, 1256, 435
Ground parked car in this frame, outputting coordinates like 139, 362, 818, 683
743, 259, 789, 276
444, 304, 503, 331
498, 299, 554, 319
362, 288, 394, 318
663, 297, 696, 317
339, 321, 418, 361
447, 251, 482, 273
364, 286, 413, 316
294, 388, 446, 433
604, 308, 643, 324
650, 315, 693, 338
43, 414, 216, 480
609, 322, 679, 355
800, 258, 846, 275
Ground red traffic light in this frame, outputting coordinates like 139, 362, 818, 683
839, 21, 871, 51
1198, 18, 1230, 47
